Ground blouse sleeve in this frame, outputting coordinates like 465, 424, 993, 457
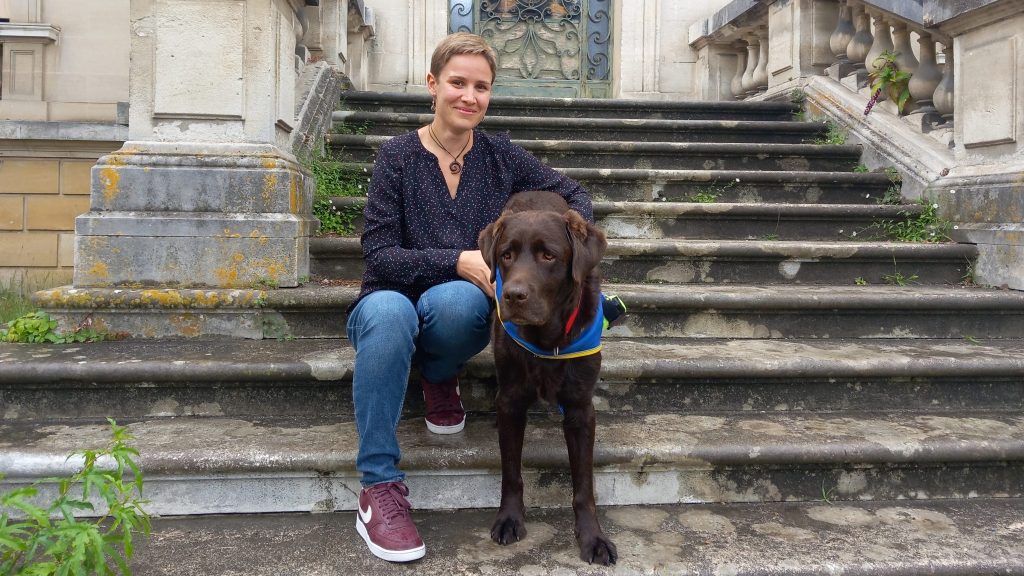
505, 137, 594, 222
360, 141, 461, 291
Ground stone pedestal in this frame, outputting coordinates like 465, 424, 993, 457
73, 0, 317, 289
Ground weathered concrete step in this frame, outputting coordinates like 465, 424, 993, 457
606, 283, 1024, 339
4, 337, 1024, 420
132, 499, 1024, 576
332, 110, 826, 144
340, 90, 800, 121
340, 164, 895, 203
329, 134, 862, 171
331, 197, 920, 241
308, 237, 977, 285
3, 411, 1022, 515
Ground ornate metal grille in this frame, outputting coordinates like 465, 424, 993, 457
448, 0, 612, 98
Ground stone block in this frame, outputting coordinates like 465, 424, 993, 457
24, 268, 73, 292
58, 233, 76, 268
0, 196, 24, 230
86, 144, 314, 214
0, 231, 58, 266
26, 196, 90, 230
48, 102, 120, 123
153, 1, 245, 118
960, 32, 1018, 148
74, 234, 309, 288
0, 159, 59, 194
60, 160, 95, 195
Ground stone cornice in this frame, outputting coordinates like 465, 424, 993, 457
924, 0, 1024, 35
0, 22, 60, 43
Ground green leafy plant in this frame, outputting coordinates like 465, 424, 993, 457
304, 151, 368, 236
964, 335, 982, 345
686, 178, 741, 203
865, 50, 912, 116
0, 419, 151, 575
883, 268, 919, 287
854, 277, 868, 286
814, 121, 848, 145
878, 167, 903, 205
0, 312, 119, 344
853, 164, 870, 173
875, 198, 952, 243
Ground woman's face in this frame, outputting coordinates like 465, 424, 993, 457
428, 54, 493, 132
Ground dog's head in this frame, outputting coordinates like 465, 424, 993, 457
479, 208, 606, 326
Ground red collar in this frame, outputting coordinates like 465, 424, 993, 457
563, 294, 582, 337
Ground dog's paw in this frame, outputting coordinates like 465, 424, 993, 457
579, 534, 617, 566
490, 513, 527, 545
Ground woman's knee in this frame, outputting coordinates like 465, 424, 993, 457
348, 291, 419, 344
419, 281, 492, 334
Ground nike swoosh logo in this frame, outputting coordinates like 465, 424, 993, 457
359, 503, 373, 524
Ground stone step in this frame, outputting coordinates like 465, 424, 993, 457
2, 410, 1022, 516
331, 197, 920, 241
329, 134, 862, 171
308, 237, 976, 285
332, 110, 827, 144
340, 164, 895, 203
131, 499, 1024, 575
4, 337, 1023, 420
340, 90, 800, 121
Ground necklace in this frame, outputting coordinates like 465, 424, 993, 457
427, 124, 471, 175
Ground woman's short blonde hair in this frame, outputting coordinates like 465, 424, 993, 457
430, 32, 498, 82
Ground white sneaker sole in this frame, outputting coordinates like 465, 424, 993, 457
425, 415, 466, 434
355, 516, 426, 563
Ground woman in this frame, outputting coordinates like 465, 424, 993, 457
347, 32, 614, 563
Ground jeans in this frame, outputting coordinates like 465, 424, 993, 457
346, 280, 492, 487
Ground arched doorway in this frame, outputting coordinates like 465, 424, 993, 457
448, 0, 612, 98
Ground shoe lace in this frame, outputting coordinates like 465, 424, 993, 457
372, 482, 413, 525
424, 379, 461, 414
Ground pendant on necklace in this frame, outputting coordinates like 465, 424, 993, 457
449, 161, 462, 175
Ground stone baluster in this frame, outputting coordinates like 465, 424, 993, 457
892, 23, 918, 73
731, 45, 747, 101
933, 44, 955, 127
829, 0, 856, 79
846, 3, 873, 73
865, 12, 893, 74
908, 33, 942, 122
753, 28, 769, 93
741, 35, 759, 96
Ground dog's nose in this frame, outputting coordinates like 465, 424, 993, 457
503, 285, 529, 305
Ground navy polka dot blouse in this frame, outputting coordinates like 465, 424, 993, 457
356, 129, 593, 306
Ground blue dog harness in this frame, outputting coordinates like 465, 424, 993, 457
494, 269, 604, 360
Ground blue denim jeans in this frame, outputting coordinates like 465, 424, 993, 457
346, 281, 492, 487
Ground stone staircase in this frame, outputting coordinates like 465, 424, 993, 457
3, 91, 1024, 574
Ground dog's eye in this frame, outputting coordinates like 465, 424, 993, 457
541, 251, 556, 262
501, 251, 513, 262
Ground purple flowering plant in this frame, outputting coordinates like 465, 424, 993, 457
865, 51, 912, 116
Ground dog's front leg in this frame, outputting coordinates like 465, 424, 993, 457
562, 400, 617, 565
490, 382, 532, 545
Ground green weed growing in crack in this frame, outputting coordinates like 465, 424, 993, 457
882, 258, 920, 287
814, 121, 848, 145
687, 178, 741, 203
820, 480, 837, 504
853, 164, 870, 173
875, 198, 952, 243
964, 335, 982, 345
854, 276, 868, 286
304, 150, 369, 236
877, 167, 903, 205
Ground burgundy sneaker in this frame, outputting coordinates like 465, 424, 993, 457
355, 481, 425, 562
422, 376, 466, 434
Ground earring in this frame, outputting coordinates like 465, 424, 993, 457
430, 96, 436, 112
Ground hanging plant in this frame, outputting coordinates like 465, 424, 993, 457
865, 50, 912, 116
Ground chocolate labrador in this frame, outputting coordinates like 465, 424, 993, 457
478, 190, 617, 565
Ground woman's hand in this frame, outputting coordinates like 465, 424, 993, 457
457, 250, 494, 298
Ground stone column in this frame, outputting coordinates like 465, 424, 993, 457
933, 44, 955, 127
864, 12, 893, 74
907, 33, 942, 127
844, 2, 872, 87
731, 45, 747, 101
73, 0, 318, 290
828, 0, 856, 79
753, 28, 770, 93
741, 35, 759, 96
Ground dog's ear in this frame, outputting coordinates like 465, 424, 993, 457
564, 210, 607, 285
478, 216, 505, 284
